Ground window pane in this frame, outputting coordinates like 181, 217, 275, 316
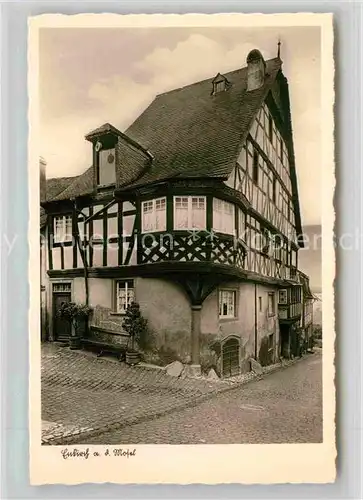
64, 215, 73, 241
143, 212, 154, 232
54, 217, 63, 242
143, 201, 153, 213
54, 215, 73, 242
191, 197, 206, 229
238, 209, 245, 239
214, 198, 234, 234
175, 207, 188, 229
213, 198, 222, 232
155, 198, 166, 231
117, 281, 134, 313
224, 201, 235, 235
175, 197, 188, 209
219, 290, 236, 318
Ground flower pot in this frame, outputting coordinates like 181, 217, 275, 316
69, 336, 81, 350
126, 350, 140, 365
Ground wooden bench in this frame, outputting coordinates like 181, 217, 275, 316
81, 327, 129, 362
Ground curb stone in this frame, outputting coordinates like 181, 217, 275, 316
42, 353, 311, 445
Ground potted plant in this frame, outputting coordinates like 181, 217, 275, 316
57, 302, 92, 349
122, 302, 148, 365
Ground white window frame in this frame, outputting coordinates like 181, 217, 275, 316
115, 280, 135, 314
54, 215, 73, 243
219, 289, 237, 319
238, 208, 246, 240
141, 197, 167, 233
213, 198, 235, 235
173, 196, 206, 230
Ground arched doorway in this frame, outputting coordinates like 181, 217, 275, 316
221, 336, 240, 378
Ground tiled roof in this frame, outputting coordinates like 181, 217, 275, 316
40, 176, 78, 227
46, 176, 78, 200
298, 271, 315, 299
46, 57, 282, 202
121, 57, 283, 189
50, 166, 93, 202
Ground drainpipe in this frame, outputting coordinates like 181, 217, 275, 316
72, 200, 89, 306
191, 304, 202, 370
254, 283, 258, 359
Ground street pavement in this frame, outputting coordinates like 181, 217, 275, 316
41, 342, 232, 444
85, 351, 322, 444
41, 343, 322, 445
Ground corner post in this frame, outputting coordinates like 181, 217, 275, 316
190, 304, 202, 373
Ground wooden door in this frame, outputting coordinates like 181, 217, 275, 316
222, 338, 240, 378
53, 292, 72, 341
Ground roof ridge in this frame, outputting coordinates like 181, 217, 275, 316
155, 57, 280, 98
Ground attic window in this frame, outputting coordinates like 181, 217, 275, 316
214, 81, 225, 93
212, 74, 230, 95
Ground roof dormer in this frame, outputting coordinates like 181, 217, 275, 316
211, 73, 230, 95
85, 123, 119, 188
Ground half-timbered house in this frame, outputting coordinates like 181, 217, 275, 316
299, 271, 315, 349
40, 47, 309, 376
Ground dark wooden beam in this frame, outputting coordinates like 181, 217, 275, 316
47, 215, 53, 271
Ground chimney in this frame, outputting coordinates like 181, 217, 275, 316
40, 157, 47, 203
246, 49, 266, 91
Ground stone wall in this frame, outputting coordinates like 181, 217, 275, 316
48, 275, 281, 372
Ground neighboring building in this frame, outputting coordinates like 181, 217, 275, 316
40, 159, 78, 342
299, 271, 315, 349
40, 47, 310, 377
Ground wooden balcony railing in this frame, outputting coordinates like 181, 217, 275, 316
138, 232, 246, 269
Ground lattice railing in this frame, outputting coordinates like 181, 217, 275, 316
138, 232, 246, 268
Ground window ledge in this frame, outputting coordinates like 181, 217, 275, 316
110, 312, 126, 317
219, 317, 238, 322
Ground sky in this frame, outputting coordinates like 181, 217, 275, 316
39, 26, 321, 225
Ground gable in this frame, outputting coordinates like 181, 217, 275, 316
118, 57, 283, 191
228, 82, 303, 245
44, 57, 284, 204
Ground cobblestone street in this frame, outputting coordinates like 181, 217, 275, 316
88, 351, 322, 445
42, 343, 322, 445
41, 343, 230, 444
